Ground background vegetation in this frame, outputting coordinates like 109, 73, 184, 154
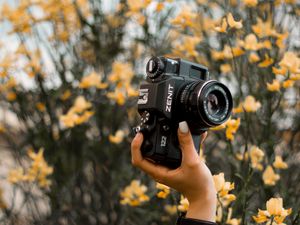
0, 0, 299, 224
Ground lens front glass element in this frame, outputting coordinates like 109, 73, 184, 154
206, 89, 227, 118
207, 92, 219, 116
202, 83, 230, 124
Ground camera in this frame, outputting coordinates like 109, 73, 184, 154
134, 56, 233, 168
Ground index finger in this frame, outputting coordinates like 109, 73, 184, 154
131, 133, 172, 183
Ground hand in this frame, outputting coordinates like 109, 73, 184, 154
131, 121, 217, 222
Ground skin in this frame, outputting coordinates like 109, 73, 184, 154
131, 127, 217, 222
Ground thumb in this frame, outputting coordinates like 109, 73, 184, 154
178, 121, 198, 162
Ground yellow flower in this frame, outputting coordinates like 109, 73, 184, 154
258, 54, 274, 68
242, 34, 260, 51
216, 205, 223, 222
178, 196, 189, 212
214, 18, 228, 33
290, 74, 300, 81
251, 18, 277, 38
275, 32, 289, 49
282, 79, 294, 88
241, 34, 271, 51
79, 71, 108, 89
232, 47, 245, 57
60, 111, 79, 128
36, 102, 46, 112
120, 180, 150, 206
249, 146, 265, 170
272, 66, 288, 76
214, 172, 230, 193
211, 45, 240, 60
273, 156, 288, 169
134, 13, 146, 25
211, 118, 240, 141
170, 6, 197, 29
279, 52, 300, 74
243, 0, 258, 7
222, 194, 237, 207
248, 52, 260, 63
220, 64, 232, 74
284, 0, 296, 4
155, 2, 164, 12
6, 92, 16, 101
253, 198, 292, 224
109, 130, 125, 144
164, 205, 177, 215
266, 198, 292, 216
71, 96, 92, 113
253, 209, 269, 223
213, 173, 236, 206
262, 165, 280, 186
7, 168, 24, 184
267, 79, 280, 92
156, 182, 170, 199
7, 148, 53, 188
60, 89, 71, 101
107, 91, 126, 105
60, 96, 93, 128
232, 103, 244, 114
173, 36, 202, 58
126, 0, 151, 14
2, 77, 17, 90
74, 110, 94, 125
210, 123, 226, 130
226, 208, 241, 225
225, 118, 240, 141
227, 13, 243, 29
243, 96, 261, 112
235, 152, 249, 161
108, 62, 134, 86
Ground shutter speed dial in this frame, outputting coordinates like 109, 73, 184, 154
146, 57, 165, 79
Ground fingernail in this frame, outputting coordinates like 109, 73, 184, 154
179, 121, 189, 134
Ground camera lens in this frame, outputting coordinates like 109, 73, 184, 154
179, 80, 232, 128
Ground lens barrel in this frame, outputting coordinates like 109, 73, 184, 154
179, 80, 232, 128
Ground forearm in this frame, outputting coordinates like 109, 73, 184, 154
186, 189, 217, 222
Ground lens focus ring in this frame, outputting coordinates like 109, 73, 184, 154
179, 80, 232, 127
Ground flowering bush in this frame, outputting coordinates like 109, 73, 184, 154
0, 0, 299, 224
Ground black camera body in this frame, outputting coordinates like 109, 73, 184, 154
135, 56, 232, 168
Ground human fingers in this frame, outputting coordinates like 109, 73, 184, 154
178, 121, 198, 164
131, 133, 172, 183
